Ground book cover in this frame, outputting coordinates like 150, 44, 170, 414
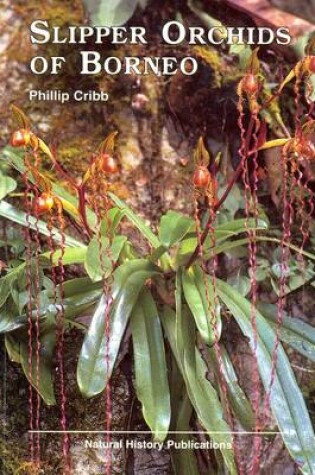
1, 1, 315, 474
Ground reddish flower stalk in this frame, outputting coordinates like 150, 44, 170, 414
31, 151, 42, 465
186, 118, 255, 270
297, 73, 315, 255
249, 113, 263, 475
300, 172, 315, 252
262, 68, 314, 423
55, 200, 71, 473
294, 67, 309, 262
24, 154, 35, 463
193, 192, 244, 474
237, 95, 262, 474
305, 78, 315, 120
262, 146, 292, 424
78, 184, 93, 238
294, 66, 304, 140
88, 172, 115, 475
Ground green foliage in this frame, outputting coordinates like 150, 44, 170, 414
77, 259, 160, 397
161, 305, 237, 474
83, 0, 148, 27
159, 211, 193, 248
0, 172, 16, 201
217, 280, 315, 474
1, 123, 315, 474
84, 235, 127, 281
131, 288, 170, 441
182, 265, 221, 345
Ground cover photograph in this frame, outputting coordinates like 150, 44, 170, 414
1, 0, 315, 474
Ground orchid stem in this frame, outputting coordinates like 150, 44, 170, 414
186, 116, 255, 268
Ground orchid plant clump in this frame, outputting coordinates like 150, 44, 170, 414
1, 44, 315, 475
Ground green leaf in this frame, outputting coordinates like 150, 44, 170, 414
84, 0, 138, 26
174, 270, 184, 364
131, 288, 170, 441
227, 275, 251, 297
159, 211, 193, 248
217, 280, 315, 474
108, 193, 161, 248
41, 247, 87, 267
84, 235, 127, 282
62, 289, 102, 320
0, 173, 17, 200
229, 43, 252, 70
172, 393, 200, 475
215, 218, 268, 238
0, 263, 25, 308
63, 277, 101, 297
54, 277, 102, 319
176, 218, 268, 266
2, 147, 96, 227
208, 346, 255, 431
77, 259, 161, 397
182, 265, 221, 345
5, 334, 21, 363
108, 193, 171, 270
161, 306, 237, 475
100, 207, 125, 234
84, 236, 109, 282
19, 317, 56, 405
0, 200, 84, 248
259, 303, 315, 363
0, 302, 27, 333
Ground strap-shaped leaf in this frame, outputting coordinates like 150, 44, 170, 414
217, 279, 315, 474
131, 288, 170, 441
108, 193, 161, 248
2, 147, 96, 227
0, 302, 27, 333
0, 200, 84, 248
172, 393, 199, 475
18, 318, 56, 405
215, 218, 268, 237
41, 247, 87, 266
77, 259, 160, 397
176, 218, 268, 266
176, 273, 198, 378
259, 303, 315, 363
161, 306, 237, 475
84, 235, 126, 282
182, 265, 221, 345
62, 277, 100, 296
159, 211, 193, 248
108, 193, 171, 270
208, 346, 255, 431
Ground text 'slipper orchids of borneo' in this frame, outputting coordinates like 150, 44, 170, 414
3, 39, 315, 475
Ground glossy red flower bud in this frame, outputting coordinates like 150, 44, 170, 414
34, 192, 54, 215
193, 166, 211, 188
100, 154, 119, 174
242, 74, 259, 95
11, 129, 31, 147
